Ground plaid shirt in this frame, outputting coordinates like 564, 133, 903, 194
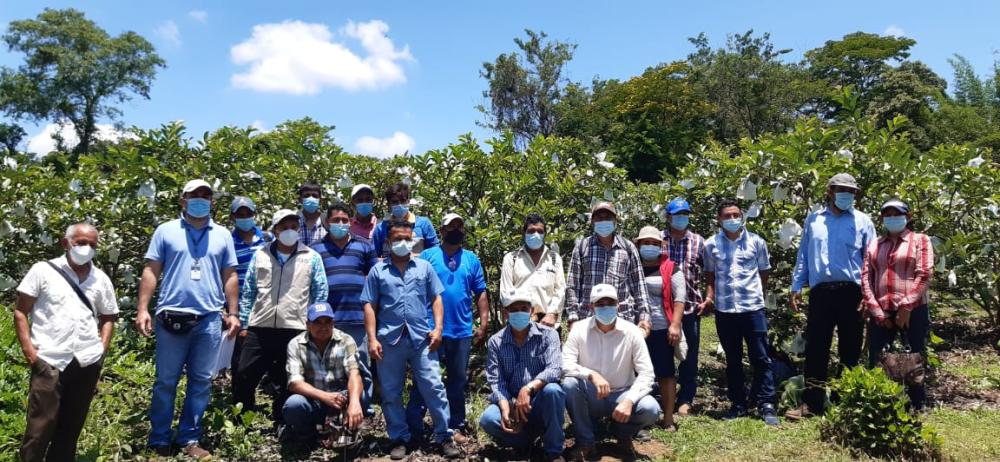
565, 234, 651, 323
298, 212, 328, 247
703, 229, 771, 313
663, 229, 705, 314
485, 323, 563, 404
861, 230, 934, 318
286, 330, 358, 392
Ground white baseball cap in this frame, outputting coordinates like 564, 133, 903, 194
182, 179, 212, 194
501, 288, 534, 308
442, 213, 463, 227
351, 184, 374, 199
590, 283, 619, 305
271, 209, 299, 229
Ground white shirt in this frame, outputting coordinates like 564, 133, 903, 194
500, 246, 566, 319
16, 256, 119, 370
562, 317, 655, 404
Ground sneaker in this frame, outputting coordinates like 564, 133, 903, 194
722, 405, 748, 420
389, 440, 408, 460
635, 427, 652, 442
440, 440, 462, 459
760, 404, 780, 426
182, 443, 212, 459
784, 404, 815, 421
567, 443, 596, 461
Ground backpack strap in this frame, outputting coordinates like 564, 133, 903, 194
46, 261, 96, 318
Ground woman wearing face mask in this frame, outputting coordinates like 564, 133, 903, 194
634, 226, 686, 432
861, 199, 933, 410
500, 214, 566, 330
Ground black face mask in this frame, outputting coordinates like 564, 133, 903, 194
444, 230, 465, 245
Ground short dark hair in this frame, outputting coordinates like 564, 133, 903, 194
716, 200, 741, 216
522, 213, 547, 233
299, 181, 322, 197
325, 202, 352, 218
385, 183, 410, 202
387, 220, 414, 234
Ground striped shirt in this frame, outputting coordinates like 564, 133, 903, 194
486, 323, 562, 404
565, 234, 651, 324
232, 227, 269, 298
286, 330, 358, 392
311, 236, 378, 326
663, 230, 706, 314
703, 229, 771, 313
298, 212, 328, 247
861, 230, 934, 318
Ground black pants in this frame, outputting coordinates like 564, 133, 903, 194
868, 305, 930, 409
802, 282, 863, 413
232, 327, 302, 421
21, 358, 103, 462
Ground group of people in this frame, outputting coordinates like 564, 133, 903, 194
12, 171, 934, 462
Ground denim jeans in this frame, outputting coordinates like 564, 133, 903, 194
562, 377, 660, 446
149, 312, 222, 447
337, 324, 374, 415
867, 305, 930, 409
406, 336, 471, 435
376, 335, 452, 444
715, 309, 776, 409
282, 394, 332, 440
676, 314, 701, 405
478, 383, 565, 455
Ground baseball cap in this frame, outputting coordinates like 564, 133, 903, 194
271, 209, 299, 229
351, 184, 374, 198
634, 226, 662, 243
591, 201, 617, 216
880, 198, 910, 214
182, 179, 212, 194
666, 198, 691, 215
442, 213, 463, 227
230, 196, 256, 214
307, 302, 335, 322
501, 288, 534, 308
827, 173, 859, 191
590, 283, 619, 305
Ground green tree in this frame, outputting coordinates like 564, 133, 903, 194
865, 61, 947, 148
0, 8, 164, 159
805, 32, 916, 100
0, 123, 25, 155
478, 29, 577, 148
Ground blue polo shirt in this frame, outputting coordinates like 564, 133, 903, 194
360, 258, 444, 345
145, 217, 238, 315
311, 236, 378, 326
421, 246, 487, 339
371, 214, 439, 258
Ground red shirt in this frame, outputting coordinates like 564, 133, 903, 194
861, 229, 934, 318
349, 215, 377, 241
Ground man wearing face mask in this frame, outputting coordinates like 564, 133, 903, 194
406, 213, 489, 443
562, 284, 659, 461
786, 173, 876, 420
136, 179, 240, 459
478, 288, 566, 462
228, 196, 271, 374
565, 202, 652, 334
661, 198, 706, 416
349, 184, 378, 242
234, 209, 328, 423
500, 214, 566, 329
371, 182, 439, 258
297, 181, 327, 246
862, 199, 933, 410
15, 223, 118, 462
703, 201, 778, 425
311, 202, 379, 416
362, 221, 460, 459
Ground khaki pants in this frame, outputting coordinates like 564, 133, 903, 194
20, 358, 102, 462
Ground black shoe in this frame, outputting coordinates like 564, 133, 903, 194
440, 440, 462, 459
635, 427, 652, 441
722, 405, 748, 420
760, 403, 780, 426
389, 440, 408, 460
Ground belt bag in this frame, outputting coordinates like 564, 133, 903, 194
157, 310, 202, 335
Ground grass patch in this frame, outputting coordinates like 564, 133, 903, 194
925, 408, 1000, 461
940, 352, 1000, 390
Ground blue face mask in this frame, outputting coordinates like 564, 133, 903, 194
670, 215, 690, 231
355, 202, 374, 217
302, 197, 320, 213
594, 305, 618, 325
834, 192, 855, 211
593, 220, 616, 237
329, 223, 350, 239
234, 217, 256, 232
883, 216, 907, 234
722, 218, 743, 233
391, 204, 409, 218
508, 312, 531, 331
186, 198, 211, 218
524, 232, 545, 250
640, 245, 661, 261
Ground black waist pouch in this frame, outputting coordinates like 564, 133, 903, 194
157, 310, 202, 335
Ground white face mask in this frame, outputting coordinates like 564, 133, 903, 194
69, 244, 96, 265
278, 229, 299, 246
391, 239, 413, 257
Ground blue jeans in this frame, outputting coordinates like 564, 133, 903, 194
282, 394, 331, 440
867, 305, 930, 409
715, 310, 775, 409
406, 337, 471, 435
149, 312, 222, 447
562, 377, 660, 446
676, 314, 701, 405
337, 324, 374, 415
377, 335, 452, 444
478, 383, 565, 455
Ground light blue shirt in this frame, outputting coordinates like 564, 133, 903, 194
791, 207, 877, 292
704, 229, 771, 313
360, 258, 445, 345
144, 217, 238, 315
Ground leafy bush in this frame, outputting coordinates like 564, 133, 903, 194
821, 366, 943, 461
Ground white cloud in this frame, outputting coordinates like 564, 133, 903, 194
188, 10, 208, 23
27, 123, 132, 156
250, 119, 268, 133
355, 131, 415, 158
230, 19, 414, 95
155, 20, 181, 47
883, 25, 906, 37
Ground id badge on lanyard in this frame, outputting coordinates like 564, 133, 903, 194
191, 261, 202, 280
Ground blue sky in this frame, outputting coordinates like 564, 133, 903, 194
2, 0, 998, 157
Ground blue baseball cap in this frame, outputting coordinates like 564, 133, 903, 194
307, 302, 334, 322
666, 198, 691, 215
